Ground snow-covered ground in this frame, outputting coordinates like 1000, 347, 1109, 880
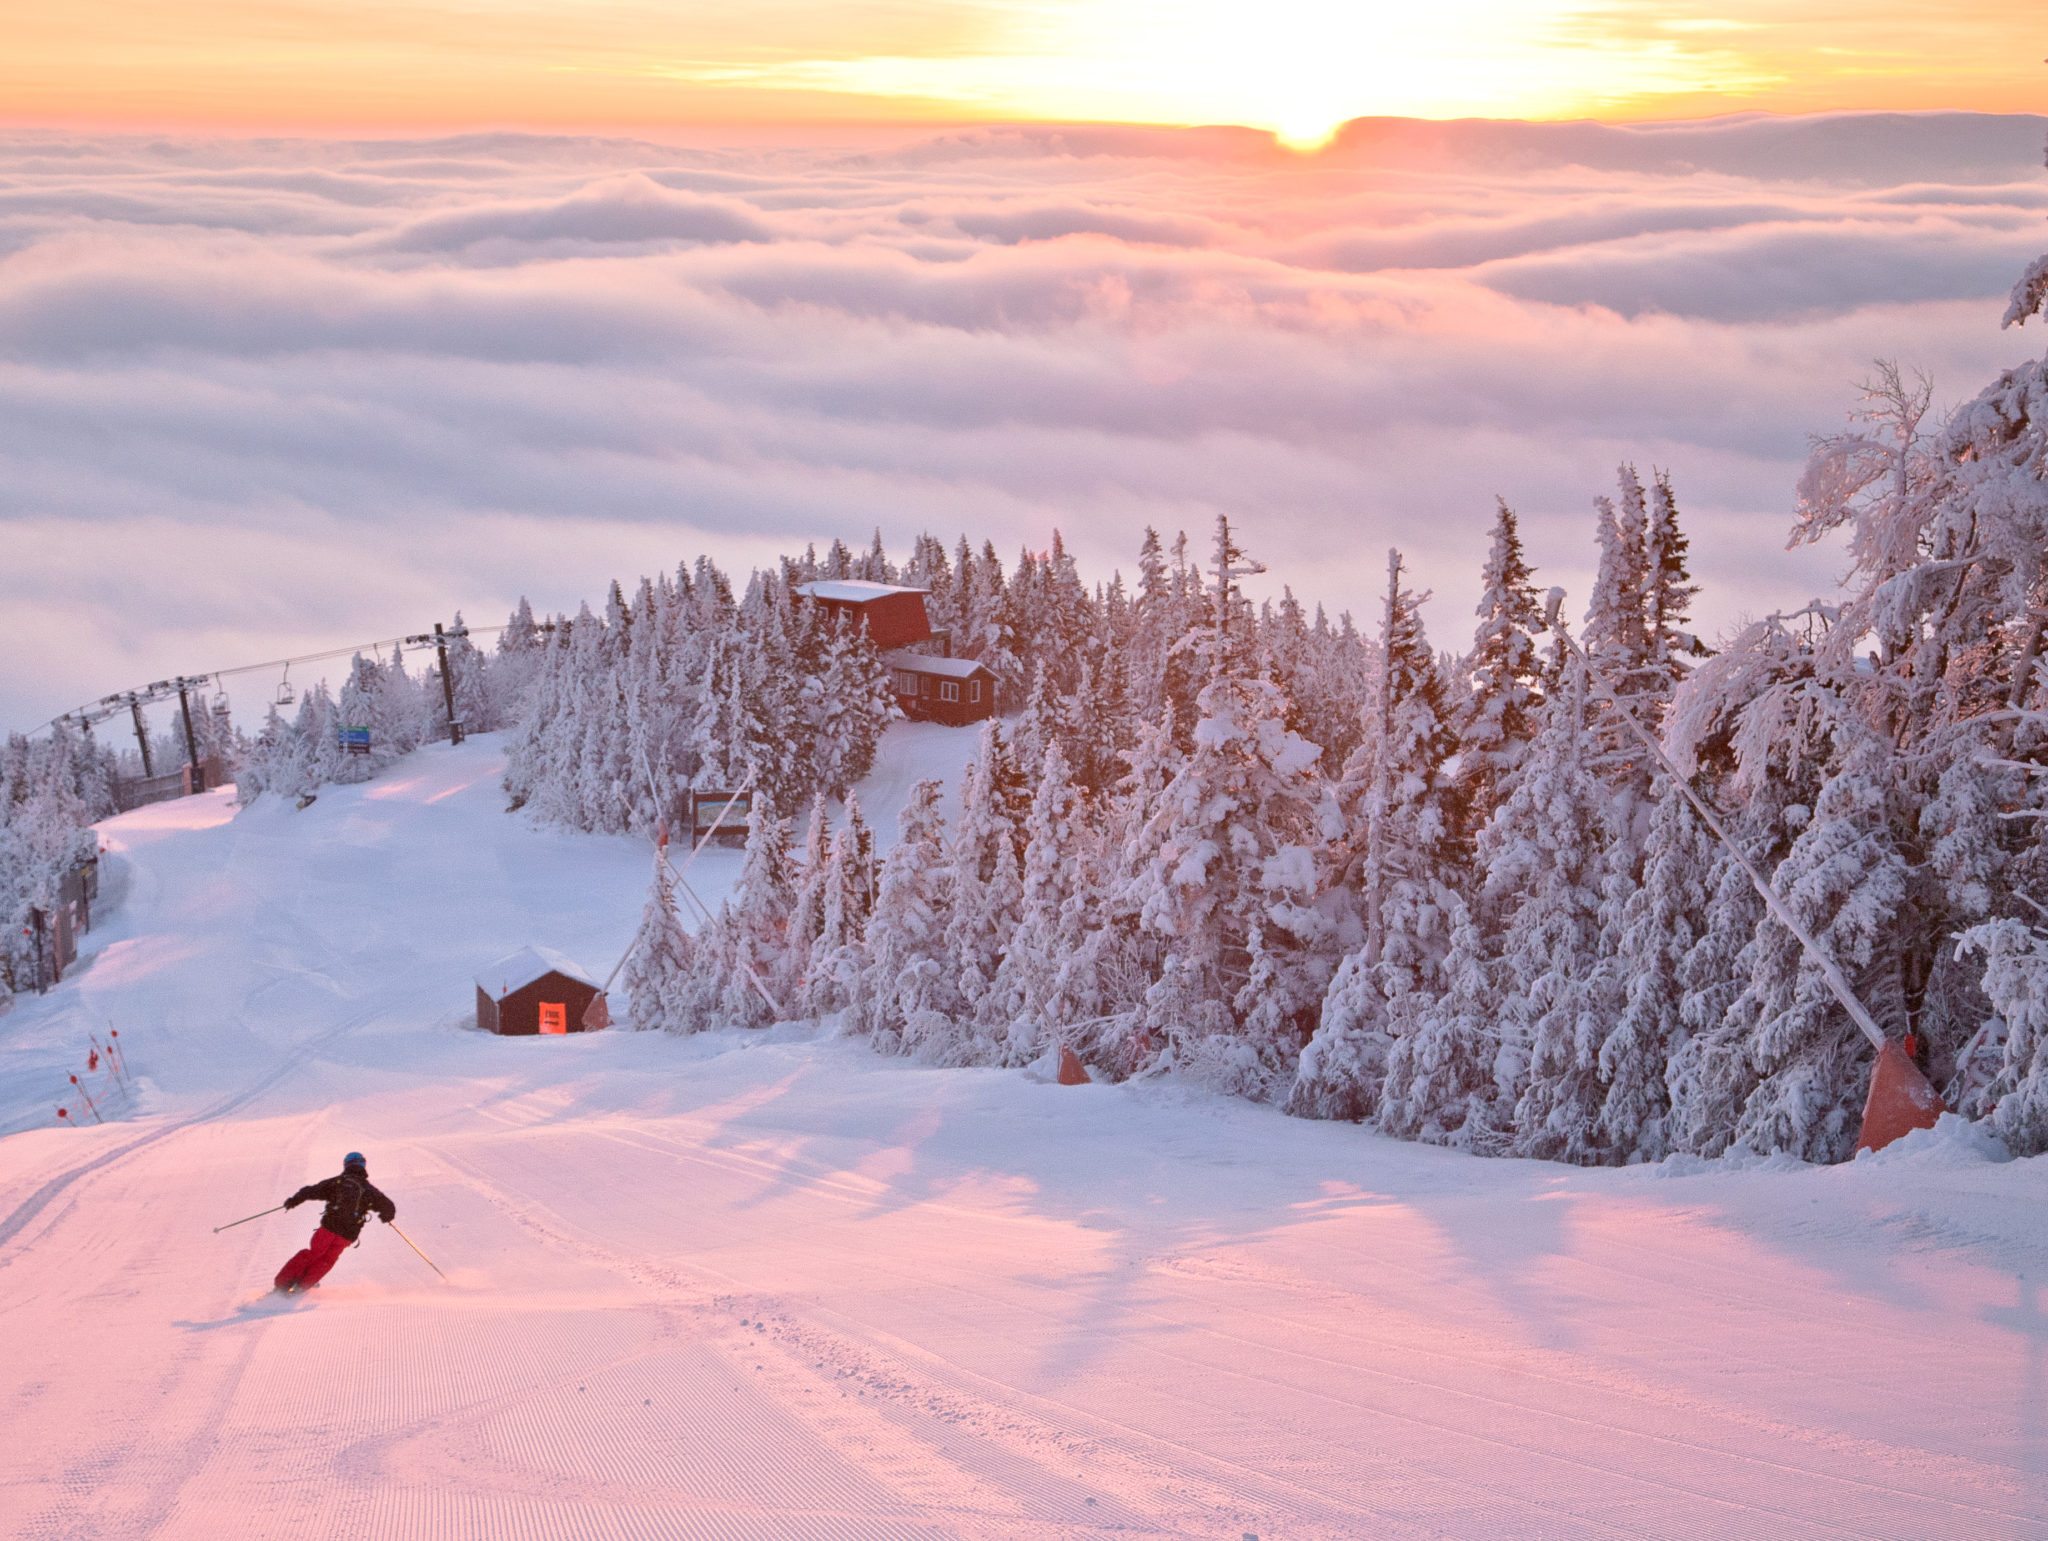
2, 730, 2044, 1539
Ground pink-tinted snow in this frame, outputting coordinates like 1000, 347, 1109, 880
1, 731, 2043, 1539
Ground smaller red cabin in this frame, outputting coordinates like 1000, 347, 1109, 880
883, 649, 997, 726
475, 946, 601, 1035
796, 580, 933, 649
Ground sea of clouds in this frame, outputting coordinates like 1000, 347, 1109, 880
2, 112, 2044, 730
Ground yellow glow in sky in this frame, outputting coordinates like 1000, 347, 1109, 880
687, 0, 1768, 147
1, 0, 2039, 137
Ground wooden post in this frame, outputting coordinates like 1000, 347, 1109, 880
434, 623, 464, 746
129, 696, 154, 778
176, 681, 204, 793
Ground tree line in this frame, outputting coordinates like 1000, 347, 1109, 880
622, 256, 2048, 1164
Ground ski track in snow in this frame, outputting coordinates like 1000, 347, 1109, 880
2, 729, 2046, 1539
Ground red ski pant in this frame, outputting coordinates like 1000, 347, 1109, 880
275, 1226, 350, 1289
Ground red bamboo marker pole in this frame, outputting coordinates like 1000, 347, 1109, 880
68, 1074, 103, 1124
91, 1032, 127, 1088
56, 1107, 71, 1127
88, 1036, 131, 1105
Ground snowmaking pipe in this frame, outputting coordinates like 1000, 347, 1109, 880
1541, 587, 1888, 1053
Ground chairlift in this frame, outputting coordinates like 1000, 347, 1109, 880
210, 683, 230, 712
275, 664, 296, 707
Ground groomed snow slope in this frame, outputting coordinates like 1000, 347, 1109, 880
2, 731, 2045, 1540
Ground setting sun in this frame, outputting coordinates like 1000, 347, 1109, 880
2, 0, 2041, 136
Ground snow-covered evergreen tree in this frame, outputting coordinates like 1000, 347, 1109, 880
802, 798, 876, 1019
1723, 743, 1910, 1162
943, 724, 1026, 1052
784, 797, 832, 1007
1957, 919, 2048, 1155
1644, 471, 1704, 698
333, 654, 386, 784
1292, 550, 1460, 1122
375, 641, 430, 756
1455, 500, 1546, 837
1128, 661, 1327, 1099
717, 811, 796, 1027
1596, 782, 1717, 1161
1484, 656, 1623, 1163
620, 850, 695, 1031
981, 741, 1101, 1066
1376, 890, 1502, 1149
847, 780, 955, 1055
289, 684, 348, 797
1581, 467, 1661, 791
1663, 843, 1771, 1159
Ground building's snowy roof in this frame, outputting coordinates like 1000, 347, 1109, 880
882, 649, 992, 679
796, 580, 931, 604
476, 944, 597, 997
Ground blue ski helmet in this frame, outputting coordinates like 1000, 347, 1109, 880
343, 1151, 367, 1170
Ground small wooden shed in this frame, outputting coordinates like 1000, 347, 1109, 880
25, 854, 99, 992
882, 649, 997, 726
795, 580, 934, 649
475, 946, 601, 1035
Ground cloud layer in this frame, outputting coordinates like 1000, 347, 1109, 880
2, 114, 2045, 732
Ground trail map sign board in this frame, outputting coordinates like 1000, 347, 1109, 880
340, 725, 372, 756
686, 789, 753, 845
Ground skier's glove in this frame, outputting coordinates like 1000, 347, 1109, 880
283, 1196, 302, 1209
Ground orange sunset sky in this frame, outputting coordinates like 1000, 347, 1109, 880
3, 0, 2040, 146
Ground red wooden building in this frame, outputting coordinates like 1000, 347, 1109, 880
475, 946, 602, 1035
795, 580, 934, 649
798, 577, 996, 725
882, 649, 997, 726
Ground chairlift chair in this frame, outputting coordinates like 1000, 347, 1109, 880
275, 665, 296, 707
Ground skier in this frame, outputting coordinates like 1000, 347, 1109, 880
273, 1151, 395, 1293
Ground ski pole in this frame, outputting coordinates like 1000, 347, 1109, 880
388, 1223, 447, 1281
213, 1205, 286, 1234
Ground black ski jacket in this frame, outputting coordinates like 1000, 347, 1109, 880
285, 1170, 395, 1241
